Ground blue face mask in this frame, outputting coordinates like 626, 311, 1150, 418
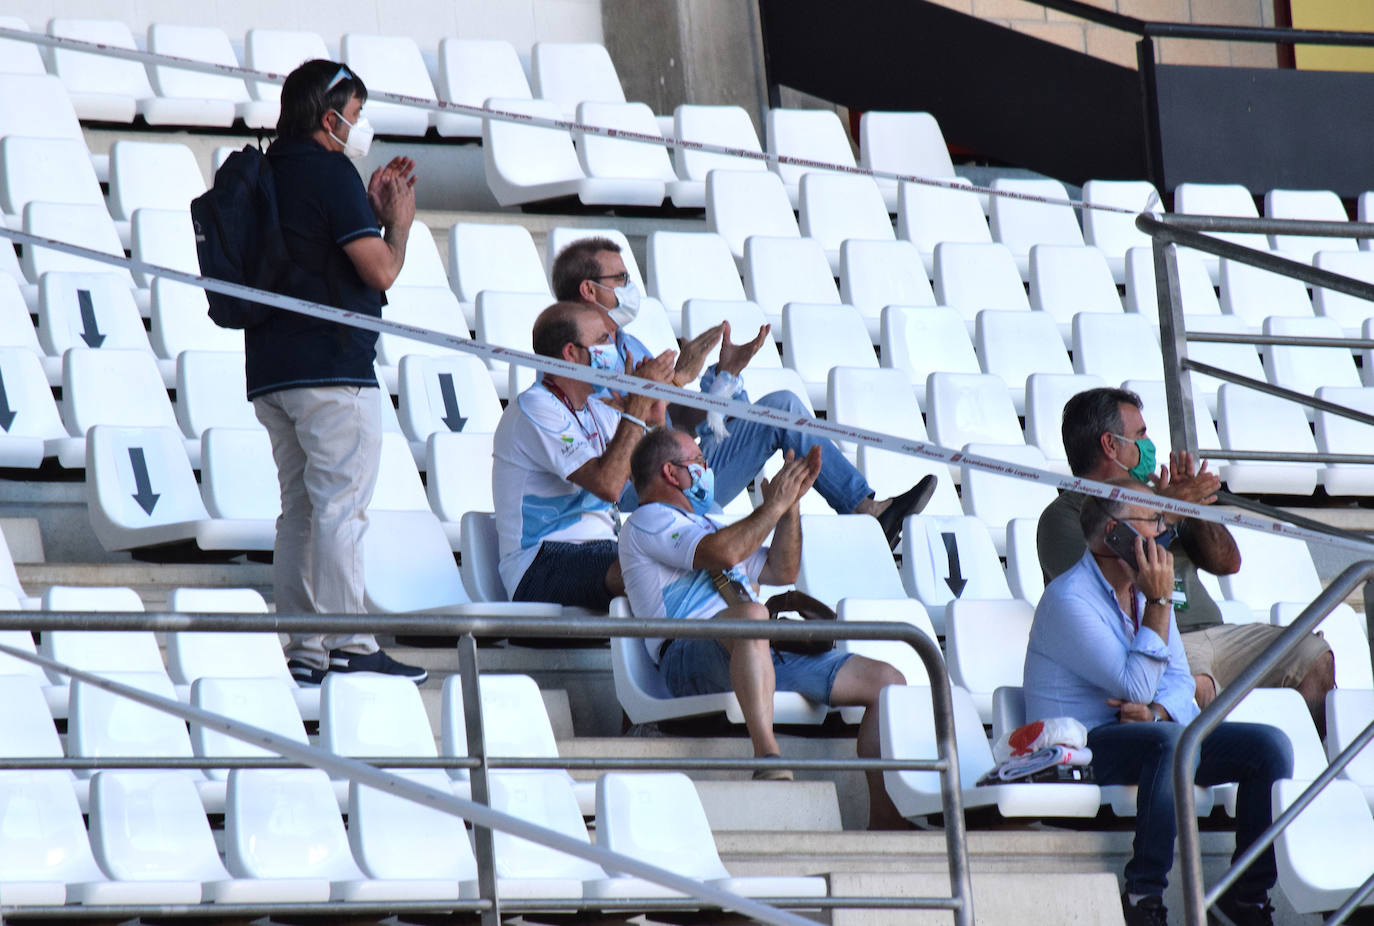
1112, 434, 1157, 484
683, 462, 715, 516
585, 342, 618, 372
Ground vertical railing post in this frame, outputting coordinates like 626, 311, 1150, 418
458, 633, 500, 926
1153, 239, 1199, 457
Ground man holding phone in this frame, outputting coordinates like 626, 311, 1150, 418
1037, 387, 1334, 734
1025, 484, 1292, 926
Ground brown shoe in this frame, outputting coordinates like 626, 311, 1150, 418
752, 754, 794, 781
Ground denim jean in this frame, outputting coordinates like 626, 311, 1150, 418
1087, 720, 1293, 900
700, 390, 871, 513
254, 385, 382, 669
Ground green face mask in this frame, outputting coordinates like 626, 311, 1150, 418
1112, 434, 1156, 483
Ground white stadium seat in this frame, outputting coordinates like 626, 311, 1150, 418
1220, 255, 1315, 331
668, 104, 767, 209
0, 347, 65, 469
933, 241, 1029, 333
242, 29, 330, 117
988, 177, 1085, 278
1262, 315, 1361, 420
798, 172, 894, 274
899, 514, 1012, 633
48, 18, 153, 124
859, 110, 957, 212
958, 442, 1059, 554
531, 41, 627, 116
1081, 179, 1161, 284
743, 234, 840, 329
574, 101, 678, 191
898, 179, 990, 276
1313, 250, 1374, 337
1216, 384, 1321, 496
796, 513, 908, 607
839, 239, 936, 342
1315, 386, 1374, 496
647, 231, 745, 333
975, 308, 1072, 415
196, 427, 279, 552
782, 303, 875, 410
144, 24, 250, 129
766, 107, 859, 208
340, 32, 437, 136
945, 598, 1035, 723
881, 305, 980, 408
1264, 188, 1358, 262
434, 38, 532, 138
1124, 245, 1220, 320
1023, 372, 1108, 472
86, 424, 209, 552
1028, 243, 1123, 344
706, 170, 800, 265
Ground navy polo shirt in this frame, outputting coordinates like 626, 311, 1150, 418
245, 138, 383, 399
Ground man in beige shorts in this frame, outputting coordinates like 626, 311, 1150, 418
1037, 388, 1335, 735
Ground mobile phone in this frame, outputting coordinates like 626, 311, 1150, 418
1104, 519, 1145, 569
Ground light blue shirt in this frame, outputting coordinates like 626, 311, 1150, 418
1024, 550, 1199, 729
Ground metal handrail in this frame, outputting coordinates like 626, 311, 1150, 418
1171, 563, 1374, 926
0, 610, 973, 926
1028, 0, 1374, 46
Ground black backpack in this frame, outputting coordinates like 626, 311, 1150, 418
190, 145, 292, 329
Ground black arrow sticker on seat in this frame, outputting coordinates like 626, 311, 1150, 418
942, 532, 967, 597
0, 368, 15, 432
128, 447, 160, 514
437, 372, 467, 432
77, 289, 105, 348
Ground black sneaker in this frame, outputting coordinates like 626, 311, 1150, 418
1122, 893, 1168, 926
876, 474, 938, 549
1212, 897, 1275, 926
328, 648, 428, 685
287, 659, 328, 687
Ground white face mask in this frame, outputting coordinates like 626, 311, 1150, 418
329, 108, 373, 159
592, 278, 641, 327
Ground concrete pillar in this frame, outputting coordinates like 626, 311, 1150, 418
601, 0, 769, 134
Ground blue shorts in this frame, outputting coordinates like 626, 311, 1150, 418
659, 638, 852, 705
512, 540, 618, 610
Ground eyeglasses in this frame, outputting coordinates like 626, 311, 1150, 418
591, 272, 630, 287
326, 65, 353, 92
1122, 513, 1168, 533
672, 457, 706, 469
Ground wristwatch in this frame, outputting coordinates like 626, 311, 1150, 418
1147, 597, 1171, 608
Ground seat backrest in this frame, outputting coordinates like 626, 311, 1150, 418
435, 38, 531, 136
531, 41, 625, 109
391, 220, 451, 290
0, 674, 64, 760
1265, 188, 1357, 263
576, 100, 676, 181
1023, 373, 1108, 464
0, 73, 85, 141
151, 276, 243, 357
1081, 179, 1160, 258
1227, 687, 1327, 780
1219, 256, 1315, 328
945, 598, 1034, 698
881, 305, 980, 400
175, 350, 257, 437
450, 222, 551, 303
0, 279, 41, 354
898, 178, 990, 259
0, 346, 64, 447
1325, 688, 1374, 786
797, 513, 907, 605
22, 201, 131, 285
1217, 524, 1323, 612
243, 28, 331, 101
348, 768, 477, 880
86, 425, 209, 548
41, 584, 145, 611
767, 107, 858, 190
441, 672, 560, 761
321, 672, 438, 759
647, 231, 745, 321
879, 683, 994, 790
48, 18, 152, 100
190, 677, 308, 779
225, 768, 364, 880
0, 135, 106, 216
340, 31, 438, 107
0, 769, 107, 887
673, 104, 766, 181
200, 427, 280, 520
744, 235, 840, 320
1272, 777, 1374, 915
378, 285, 470, 366
1071, 312, 1164, 382
989, 177, 1084, 256
933, 242, 1029, 325
367, 432, 428, 513
1004, 518, 1044, 605
397, 352, 502, 444
41, 626, 164, 678
0, 17, 46, 74
1182, 314, 1268, 407
1216, 382, 1319, 463
68, 671, 195, 774
364, 509, 472, 612
827, 366, 925, 443
958, 442, 1059, 536
1124, 245, 1220, 318
859, 111, 955, 180
899, 515, 1012, 629
1312, 250, 1374, 331
783, 304, 876, 383
427, 436, 496, 528
133, 204, 202, 280
925, 372, 1024, 448
88, 770, 231, 881
707, 170, 800, 260
456, 509, 507, 603
482, 96, 583, 195
37, 271, 149, 358
595, 771, 730, 880
798, 172, 895, 254
835, 598, 937, 686
146, 23, 249, 103
1028, 244, 1123, 325
840, 239, 936, 323
1175, 182, 1268, 249
975, 309, 1072, 391
1316, 385, 1374, 458
166, 591, 291, 687
488, 769, 606, 879
1262, 315, 1361, 395
474, 290, 551, 381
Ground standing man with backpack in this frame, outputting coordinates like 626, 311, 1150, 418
247, 60, 424, 684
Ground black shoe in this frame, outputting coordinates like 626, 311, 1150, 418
328, 648, 428, 685
876, 475, 938, 549
1212, 896, 1275, 926
287, 658, 328, 687
1122, 893, 1168, 926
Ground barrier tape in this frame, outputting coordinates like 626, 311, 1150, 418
0, 641, 818, 926
0, 25, 1139, 216
5, 223, 1371, 557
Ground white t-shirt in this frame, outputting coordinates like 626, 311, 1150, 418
620, 502, 767, 662
492, 381, 622, 596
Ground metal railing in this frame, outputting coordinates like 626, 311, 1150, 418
1137, 211, 1374, 925
0, 609, 974, 926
